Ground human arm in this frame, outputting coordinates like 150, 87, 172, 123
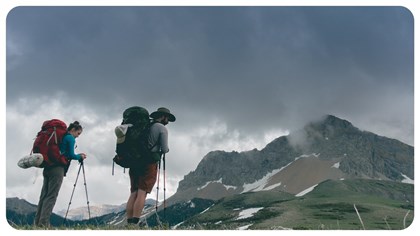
62, 135, 83, 161
159, 127, 169, 153
149, 123, 169, 154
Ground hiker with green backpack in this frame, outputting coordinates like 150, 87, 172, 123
113, 107, 175, 226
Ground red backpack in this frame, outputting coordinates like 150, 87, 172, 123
32, 119, 69, 167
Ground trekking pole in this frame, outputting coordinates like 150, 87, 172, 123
155, 160, 161, 213
163, 154, 166, 219
63, 162, 82, 224
112, 160, 114, 176
81, 161, 91, 221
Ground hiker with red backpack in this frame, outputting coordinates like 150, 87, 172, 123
30, 120, 87, 227
114, 107, 175, 226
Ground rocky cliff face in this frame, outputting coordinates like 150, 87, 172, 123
172, 115, 413, 204
296, 115, 414, 180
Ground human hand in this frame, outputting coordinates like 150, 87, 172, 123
79, 153, 87, 163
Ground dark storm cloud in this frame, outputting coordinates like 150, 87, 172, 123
6, 6, 414, 144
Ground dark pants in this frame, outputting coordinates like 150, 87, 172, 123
34, 166, 64, 227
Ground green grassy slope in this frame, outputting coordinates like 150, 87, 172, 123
180, 179, 414, 230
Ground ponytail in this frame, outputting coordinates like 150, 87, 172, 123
68, 121, 83, 132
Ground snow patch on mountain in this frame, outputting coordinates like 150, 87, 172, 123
401, 173, 414, 184
108, 214, 126, 225
241, 153, 320, 193
173, 221, 185, 229
199, 205, 213, 215
263, 182, 282, 191
241, 168, 283, 193
236, 207, 264, 220
296, 153, 320, 160
197, 178, 237, 191
237, 224, 253, 230
295, 184, 318, 197
188, 200, 196, 208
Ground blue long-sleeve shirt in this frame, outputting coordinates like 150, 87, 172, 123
60, 133, 82, 161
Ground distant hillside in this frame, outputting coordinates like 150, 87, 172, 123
147, 198, 215, 227
56, 203, 126, 221
6, 197, 156, 228
6, 198, 70, 227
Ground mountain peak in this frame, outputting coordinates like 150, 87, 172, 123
310, 114, 354, 129
302, 115, 359, 139
322, 115, 353, 127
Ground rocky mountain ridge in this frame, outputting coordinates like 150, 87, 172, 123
170, 115, 413, 204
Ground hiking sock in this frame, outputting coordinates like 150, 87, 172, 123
131, 217, 140, 224
127, 217, 140, 224
127, 218, 136, 224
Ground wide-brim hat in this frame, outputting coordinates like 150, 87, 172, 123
150, 107, 176, 122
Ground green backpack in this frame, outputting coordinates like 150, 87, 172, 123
113, 106, 155, 168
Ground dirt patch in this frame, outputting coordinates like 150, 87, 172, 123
265, 156, 345, 194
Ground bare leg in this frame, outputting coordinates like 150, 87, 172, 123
133, 189, 147, 218
126, 191, 138, 219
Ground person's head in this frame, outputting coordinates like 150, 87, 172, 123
150, 107, 176, 126
68, 121, 83, 138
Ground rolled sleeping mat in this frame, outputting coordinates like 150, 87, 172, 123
17, 153, 44, 169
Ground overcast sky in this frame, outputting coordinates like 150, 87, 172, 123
4, 6, 414, 214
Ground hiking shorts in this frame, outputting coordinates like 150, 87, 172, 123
129, 163, 158, 193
